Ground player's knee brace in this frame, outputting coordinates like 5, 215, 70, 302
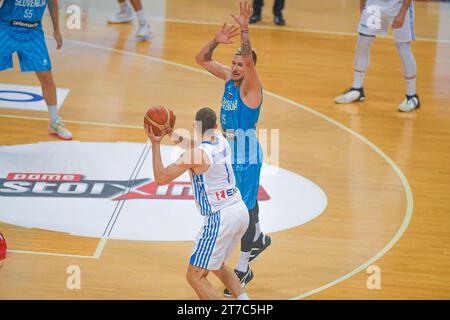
241, 209, 256, 252
354, 34, 375, 72
396, 42, 417, 78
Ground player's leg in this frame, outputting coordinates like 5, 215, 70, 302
335, 0, 389, 104
213, 264, 249, 300
18, 29, 72, 140
186, 264, 219, 300
249, 201, 272, 262
224, 215, 255, 297
108, 0, 134, 24
218, 201, 251, 299
188, 212, 222, 299
250, 0, 263, 24
35, 71, 72, 140
129, 0, 151, 40
394, 5, 420, 112
335, 33, 374, 104
273, 0, 286, 26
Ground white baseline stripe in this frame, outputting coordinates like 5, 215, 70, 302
8, 249, 99, 259
1, 39, 414, 299
86, 12, 450, 44
0, 114, 142, 129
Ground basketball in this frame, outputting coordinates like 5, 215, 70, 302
144, 105, 176, 137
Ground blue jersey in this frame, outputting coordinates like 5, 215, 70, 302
0, 0, 48, 31
0, 0, 52, 72
220, 80, 263, 166
220, 80, 263, 210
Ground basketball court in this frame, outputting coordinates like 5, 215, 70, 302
0, 0, 449, 299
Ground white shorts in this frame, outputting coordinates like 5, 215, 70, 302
358, 0, 415, 43
189, 200, 249, 271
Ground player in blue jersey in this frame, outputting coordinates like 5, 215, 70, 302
0, 0, 72, 140
195, 1, 271, 297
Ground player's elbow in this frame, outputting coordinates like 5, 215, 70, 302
155, 176, 169, 186
195, 54, 204, 66
154, 173, 170, 185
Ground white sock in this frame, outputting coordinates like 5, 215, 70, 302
236, 251, 250, 273
119, 1, 131, 12
237, 293, 249, 300
406, 77, 416, 96
254, 223, 261, 242
352, 71, 366, 89
352, 35, 374, 89
48, 105, 58, 123
135, 10, 147, 26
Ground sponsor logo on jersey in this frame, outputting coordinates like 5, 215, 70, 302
10, 20, 40, 28
221, 97, 238, 111
215, 187, 238, 201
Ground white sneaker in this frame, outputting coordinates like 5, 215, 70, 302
48, 116, 73, 140
108, 5, 134, 24
335, 87, 365, 104
135, 22, 151, 40
398, 94, 421, 112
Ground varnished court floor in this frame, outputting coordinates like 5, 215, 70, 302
0, 0, 449, 299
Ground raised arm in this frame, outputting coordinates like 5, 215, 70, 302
195, 23, 239, 81
231, 1, 262, 108
144, 124, 208, 185
48, 0, 63, 49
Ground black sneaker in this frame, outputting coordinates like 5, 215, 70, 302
274, 14, 286, 26
249, 233, 271, 263
250, 13, 261, 24
223, 267, 254, 298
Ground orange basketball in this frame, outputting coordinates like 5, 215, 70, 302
144, 105, 176, 137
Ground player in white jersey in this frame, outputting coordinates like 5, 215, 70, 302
144, 107, 250, 300
335, 0, 420, 112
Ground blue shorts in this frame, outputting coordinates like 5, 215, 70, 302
233, 163, 262, 210
0, 25, 52, 72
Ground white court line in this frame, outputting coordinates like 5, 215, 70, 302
0, 39, 414, 299
0, 114, 142, 129
93, 237, 108, 259
87, 13, 450, 44
8, 249, 99, 259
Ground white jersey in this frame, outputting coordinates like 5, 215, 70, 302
359, 0, 415, 43
190, 134, 242, 216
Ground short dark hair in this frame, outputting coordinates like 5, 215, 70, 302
195, 107, 217, 134
235, 48, 257, 65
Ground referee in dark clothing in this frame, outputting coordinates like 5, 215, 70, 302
250, 0, 286, 25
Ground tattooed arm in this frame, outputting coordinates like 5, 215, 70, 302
231, 1, 262, 109
195, 23, 239, 81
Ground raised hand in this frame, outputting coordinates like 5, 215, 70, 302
215, 23, 240, 44
230, 1, 254, 30
144, 123, 165, 145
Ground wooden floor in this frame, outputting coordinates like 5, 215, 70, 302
0, 0, 449, 299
